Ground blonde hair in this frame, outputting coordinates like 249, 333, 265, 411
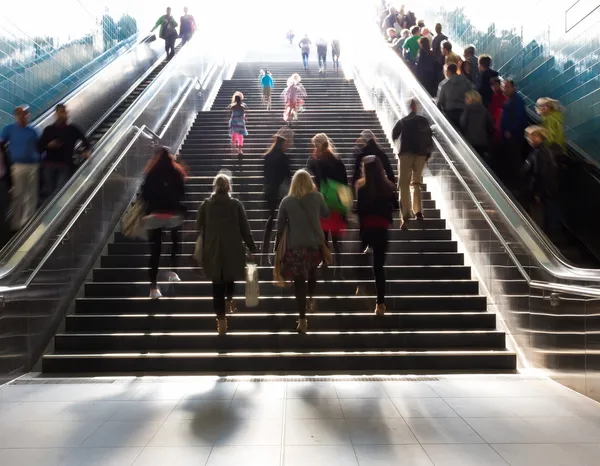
231, 91, 244, 104
525, 125, 548, 140
213, 174, 231, 194
536, 97, 562, 112
311, 133, 337, 158
465, 90, 482, 105
289, 169, 315, 198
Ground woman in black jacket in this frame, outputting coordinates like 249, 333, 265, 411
351, 130, 395, 188
306, 133, 348, 273
262, 127, 293, 263
141, 146, 186, 299
416, 37, 438, 97
356, 156, 398, 315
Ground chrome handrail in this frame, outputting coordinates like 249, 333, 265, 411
344, 31, 600, 296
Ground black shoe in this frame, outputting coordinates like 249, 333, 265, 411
416, 212, 424, 220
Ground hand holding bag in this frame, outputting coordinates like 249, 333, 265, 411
245, 262, 260, 307
121, 198, 147, 239
273, 225, 289, 287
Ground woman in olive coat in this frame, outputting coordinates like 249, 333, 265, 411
196, 173, 257, 334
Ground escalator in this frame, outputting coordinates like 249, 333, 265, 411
84, 44, 183, 148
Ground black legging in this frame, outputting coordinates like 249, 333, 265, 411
294, 271, 317, 318
213, 281, 234, 319
324, 231, 343, 267
165, 36, 176, 57
148, 227, 180, 286
361, 227, 389, 305
262, 203, 277, 259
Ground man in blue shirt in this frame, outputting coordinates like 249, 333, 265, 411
500, 80, 528, 190
260, 70, 274, 111
0, 105, 40, 231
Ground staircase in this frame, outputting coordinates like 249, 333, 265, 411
42, 62, 517, 373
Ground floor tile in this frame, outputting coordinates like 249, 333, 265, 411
82, 420, 163, 448
335, 382, 387, 399
381, 381, 439, 398
25, 384, 139, 402
209, 446, 280, 466
229, 398, 284, 419
443, 398, 517, 418
133, 446, 212, 466
0, 420, 102, 448
0, 401, 71, 422
183, 382, 239, 401
169, 399, 231, 421
492, 443, 573, 466
346, 417, 418, 445
0, 385, 43, 402
340, 398, 401, 418
406, 418, 484, 444
523, 417, 600, 443
284, 418, 351, 445
286, 381, 337, 399
233, 382, 285, 400
464, 417, 547, 444
0, 448, 71, 466
423, 444, 508, 466
354, 445, 433, 466
285, 445, 358, 466
500, 397, 581, 418
558, 443, 600, 466
62, 447, 143, 466
132, 384, 190, 401
216, 418, 282, 446
0, 401, 21, 418
286, 398, 343, 419
109, 401, 178, 422
392, 397, 457, 418
149, 419, 223, 446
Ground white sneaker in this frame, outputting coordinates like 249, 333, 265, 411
150, 288, 162, 299
167, 272, 181, 282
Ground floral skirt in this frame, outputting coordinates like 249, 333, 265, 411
281, 247, 322, 280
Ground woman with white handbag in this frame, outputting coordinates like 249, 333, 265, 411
196, 174, 257, 335
141, 146, 187, 299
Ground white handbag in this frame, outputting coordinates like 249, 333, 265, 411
245, 263, 260, 308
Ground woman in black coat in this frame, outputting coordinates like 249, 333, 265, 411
351, 130, 395, 188
416, 37, 438, 97
141, 146, 186, 299
262, 127, 293, 262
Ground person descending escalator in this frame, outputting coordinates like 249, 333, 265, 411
228, 92, 249, 158
141, 147, 186, 300
355, 156, 398, 316
39, 104, 91, 200
536, 97, 566, 151
460, 90, 494, 161
306, 133, 349, 277
477, 55, 499, 109
437, 63, 473, 128
499, 79, 528, 191
179, 6, 197, 45
151, 7, 179, 59
262, 127, 293, 265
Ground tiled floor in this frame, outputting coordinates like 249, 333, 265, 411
1, 375, 600, 465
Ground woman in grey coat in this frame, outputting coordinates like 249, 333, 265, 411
196, 174, 257, 334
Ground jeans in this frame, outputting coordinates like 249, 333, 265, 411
148, 227, 180, 286
42, 163, 71, 200
398, 154, 428, 220
332, 53, 339, 69
294, 272, 317, 318
318, 52, 326, 69
302, 52, 309, 68
10, 163, 39, 231
213, 281, 234, 318
361, 227, 389, 305
165, 36, 176, 57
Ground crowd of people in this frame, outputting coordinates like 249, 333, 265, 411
294, 34, 341, 74
141, 112, 430, 333
379, 2, 569, 243
0, 104, 91, 247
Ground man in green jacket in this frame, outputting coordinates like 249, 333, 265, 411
151, 7, 178, 59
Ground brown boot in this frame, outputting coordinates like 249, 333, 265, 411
296, 318, 308, 334
226, 300, 237, 314
217, 318, 228, 335
374, 303, 386, 316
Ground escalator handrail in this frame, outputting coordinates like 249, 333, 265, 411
0, 42, 201, 286
352, 40, 600, 295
